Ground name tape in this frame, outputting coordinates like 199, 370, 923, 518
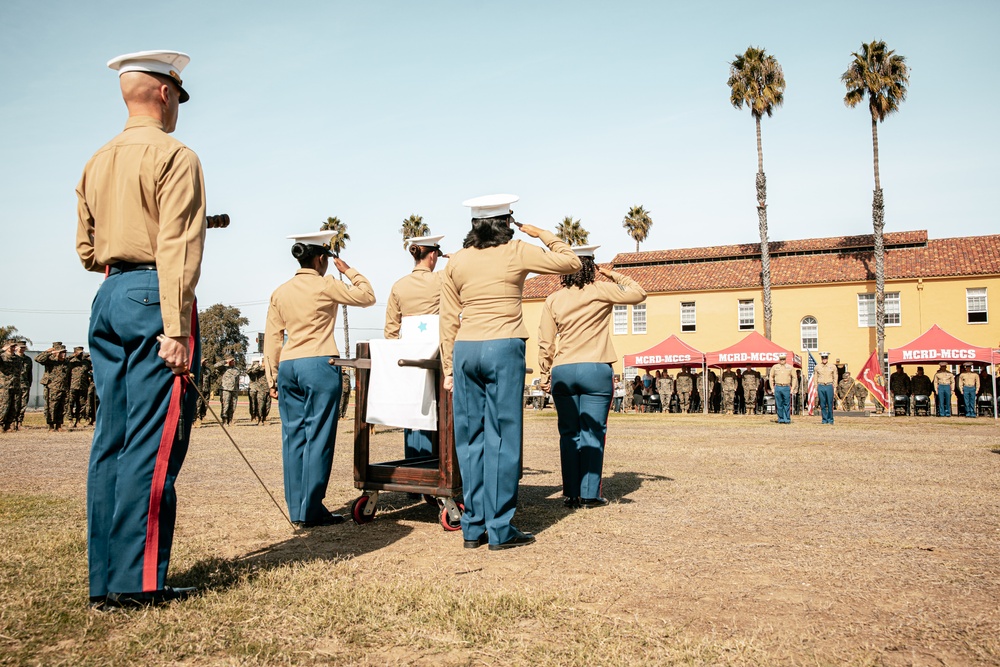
900, 349, 978, 360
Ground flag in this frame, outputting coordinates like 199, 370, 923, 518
858, 349, 889, 410
806, 351, 818, 415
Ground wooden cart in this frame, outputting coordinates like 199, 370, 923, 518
333, 342, 464, 531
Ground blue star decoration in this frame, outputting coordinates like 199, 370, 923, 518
418, 321, 428, 332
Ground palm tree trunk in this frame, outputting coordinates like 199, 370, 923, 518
635, 239, 639, 253
871, 117, 885, 374
755, 117, 773, 340
339, 271, 351, 359
757, 172, 773, 340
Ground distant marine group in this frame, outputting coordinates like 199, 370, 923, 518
0, 340, 283, 432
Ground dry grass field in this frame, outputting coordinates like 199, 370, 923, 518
1, 401, 999, 666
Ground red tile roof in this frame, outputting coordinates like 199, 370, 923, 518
522, 230, 1000, 300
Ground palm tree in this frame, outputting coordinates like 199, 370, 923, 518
728, 46, 785, 341
555, 216, 590, 246
400, 214, 430, 248
622, 206, 652, 252
320, 216, 353, 357
842, 40, 909, 368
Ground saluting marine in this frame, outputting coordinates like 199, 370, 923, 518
384, 234, 447, 459
246, 359, 270, 424
16, 341, 31, 427
264, 230, 376, 529
537, 244, 646, 508
35, 343, 70, 431
0, 342, 20, 431
218, 357, 240, 425
68, 346, 92, 427
441, 194, 580, 551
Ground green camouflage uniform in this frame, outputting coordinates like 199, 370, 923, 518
721, 369, 738, 414
68, 351, 92, 425
246, 361, 270, 424
851, 382, 869, 410
35, 348, 71, 428
219, 365, 240, 425
675, 369, 694, 413
197, 362, 214, 422
0, 348, 21, 430
742, 369, 761, 415
16, 348, 31, 425
837, 375, 856, 411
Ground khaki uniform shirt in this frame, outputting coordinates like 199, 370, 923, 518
933, 370, 955, 391
958, 371, 980, 392
440, 230, 580, 376
814, 362, 837, 385
264, 267, 376, 388
76, 116, 207, 338
769, 362, 798, 392
384, 266, 442, 339
537, 270, 646, 383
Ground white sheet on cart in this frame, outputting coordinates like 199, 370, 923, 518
366, 336, 439, 431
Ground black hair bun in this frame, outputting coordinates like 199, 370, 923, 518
291, 243, 310, 260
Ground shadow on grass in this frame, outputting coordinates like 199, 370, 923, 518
173, 503, 418, 593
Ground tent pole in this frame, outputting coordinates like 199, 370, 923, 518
702, 360, 708, 415
990, 364, 997, 421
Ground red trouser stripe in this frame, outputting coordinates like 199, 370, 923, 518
142, 374, 184, 591
141, 304, 195, 592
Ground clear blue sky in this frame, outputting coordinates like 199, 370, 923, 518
1, 0, 997, 350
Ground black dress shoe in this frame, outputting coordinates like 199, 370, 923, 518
463, 534, 488, 549
302, 512, 346, 528
89, 595, 107, 610
580, 497, 610, 508
563, 497, 581, 508
104, 586, 197, 609
488, 533, 536, 551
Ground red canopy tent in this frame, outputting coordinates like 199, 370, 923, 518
623, 335, 708, 414
705, 331, 801, 368
886, 324, 993, 365
622, 334, 705, 370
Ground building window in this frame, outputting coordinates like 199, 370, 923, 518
632, 304, 647, 334
858, 292, 900, 327
967, 288, 988, 323
738, 299, 755, 331
613, 305, 628, 334
800, 316, 818, 351
680, 302, 696, 332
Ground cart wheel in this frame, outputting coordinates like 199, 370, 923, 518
352, 495, 376, 525
423, 494, 438, 507
440, 502, 464, 531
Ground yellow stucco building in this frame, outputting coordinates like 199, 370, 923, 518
522, 230, 1000, 380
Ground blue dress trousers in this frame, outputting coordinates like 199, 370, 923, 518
937, 385, 952, 417
774, 385, 791, 423
963, 386, 977, 418
551, 362, 613, 500
277, 357, 342, 523
87, 268, 199, 597
452, 339, 527, 546
818, 384, 834, 424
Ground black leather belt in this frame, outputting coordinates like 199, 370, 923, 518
109, 262, 156, 275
